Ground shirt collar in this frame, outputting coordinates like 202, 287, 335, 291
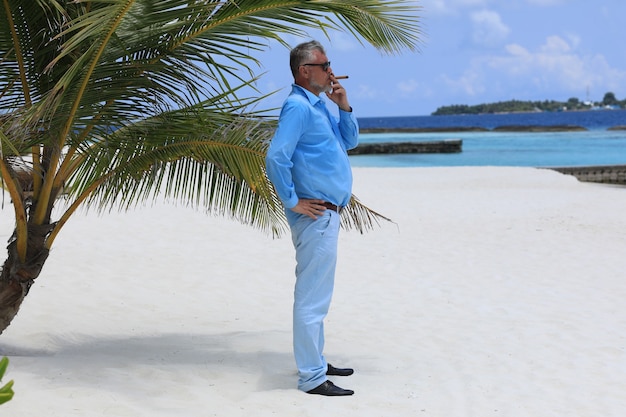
292, 84, 323, 107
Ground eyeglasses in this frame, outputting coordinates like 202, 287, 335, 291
301, 61, 331, 71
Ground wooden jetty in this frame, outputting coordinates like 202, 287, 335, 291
348, 139, 462, 155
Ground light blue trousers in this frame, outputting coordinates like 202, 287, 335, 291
286, 209, 341, 392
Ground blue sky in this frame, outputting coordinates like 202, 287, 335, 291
246, 0, 626, 117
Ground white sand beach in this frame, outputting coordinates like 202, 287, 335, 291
1, 166, 625, 416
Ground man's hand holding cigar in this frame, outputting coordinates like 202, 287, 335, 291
328, 73, 351, 112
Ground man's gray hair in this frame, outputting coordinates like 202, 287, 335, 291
289, 40, 326, 78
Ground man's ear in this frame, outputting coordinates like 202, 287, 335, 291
298, 65, 309, 79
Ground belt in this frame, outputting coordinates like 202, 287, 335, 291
322, 202, 343, 213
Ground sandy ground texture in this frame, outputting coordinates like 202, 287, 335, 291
1, 166, 625, 416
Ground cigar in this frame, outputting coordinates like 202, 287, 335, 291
334, 75, 349, 79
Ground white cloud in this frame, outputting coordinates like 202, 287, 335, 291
526, 0, 567, 5
328, 32, 359, 52
350, 79, 431, 110
564, 33, 581, 49
487, 35, 626, 93
539, 35, 571, 54
430, 0, 571, 15
428, 0, 489, 14
457, 0, 490, 5
429, 0, 449, 14
397, 79, 420, 94
470, 10, 510, 47
441, 67, 486, 96
438, 34, 626, 101
354, 84, 380, 100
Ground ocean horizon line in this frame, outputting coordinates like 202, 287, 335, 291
355, 109, 626, 131
357, 107, 626, 120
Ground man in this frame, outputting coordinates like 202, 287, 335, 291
265, 40, 358, 396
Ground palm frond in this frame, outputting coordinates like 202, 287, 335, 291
342, 195, 394, 234
65, 91, 286, 235
2, 0, 421, 237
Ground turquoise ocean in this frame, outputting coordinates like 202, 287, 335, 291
352, 110, 626, 168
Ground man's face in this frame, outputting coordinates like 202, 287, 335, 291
303, 50, 332, 94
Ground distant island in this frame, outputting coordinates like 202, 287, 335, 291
432, 92, 625, 115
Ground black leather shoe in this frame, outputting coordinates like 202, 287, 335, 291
306, 380, 354, 396
327, 364, 354, 376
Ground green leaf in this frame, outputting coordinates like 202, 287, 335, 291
0, 357, 14, 405
0, 392, 14, 405
0, 357, 8, 379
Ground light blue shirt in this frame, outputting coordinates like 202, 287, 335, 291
266, 84, 359, 209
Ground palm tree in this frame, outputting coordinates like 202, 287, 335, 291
0, 0, 421, 334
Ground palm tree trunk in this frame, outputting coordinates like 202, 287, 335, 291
0, 224, 52, 334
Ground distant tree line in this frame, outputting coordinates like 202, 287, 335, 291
432, 92, 625, 115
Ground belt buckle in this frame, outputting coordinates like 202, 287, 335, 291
323, 202, 342, 213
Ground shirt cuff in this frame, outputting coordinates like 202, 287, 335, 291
284, 195, 299, 209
